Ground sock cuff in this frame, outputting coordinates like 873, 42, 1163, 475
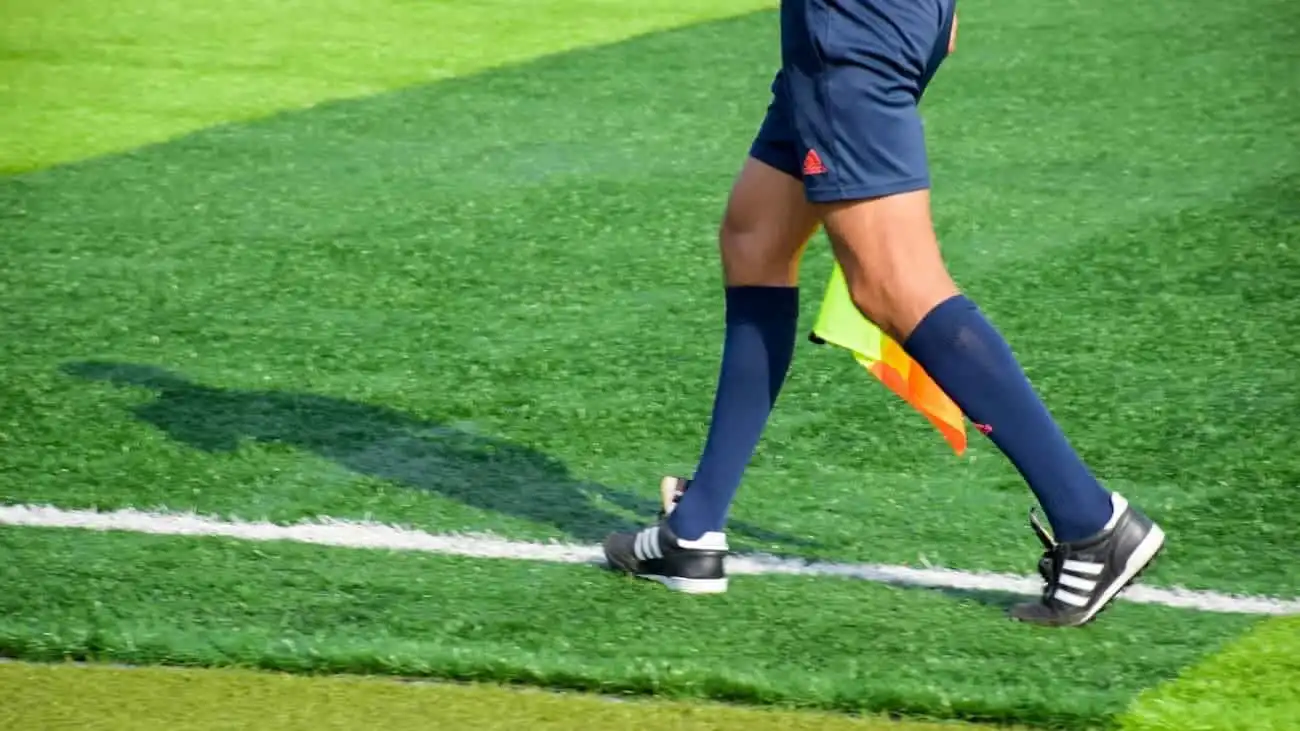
902, 293, 975, 350
724, 286, 799, 322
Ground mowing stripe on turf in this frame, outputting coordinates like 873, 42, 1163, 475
0, 0, 779, 173
2, 503, 1295, 616
0, 661, 999, 731
1117, 616, 1300, 731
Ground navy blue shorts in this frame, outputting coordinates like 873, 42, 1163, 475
750, 0, 957, 203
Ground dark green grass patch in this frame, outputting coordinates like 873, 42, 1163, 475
2, 0, 1297, 598
0, 526, 1260, 729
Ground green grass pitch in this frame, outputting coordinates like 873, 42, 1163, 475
1, 0, 1297, 729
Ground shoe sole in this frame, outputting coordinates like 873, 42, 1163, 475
642, 574, 729, 594
1075, 523, 1166, 626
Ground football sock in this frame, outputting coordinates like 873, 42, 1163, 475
668, 286, 799, 541
902, 294, 1114, 542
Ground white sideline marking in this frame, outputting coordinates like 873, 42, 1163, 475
2, 504, 1297, 616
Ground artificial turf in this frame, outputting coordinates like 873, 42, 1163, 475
3, 0, 1297, 593
0, 662, 1023, 731
0, 0, 777, 173
2, 0, 1298, 729
0, 526, 1261, 729
1116, 616, 1300, 731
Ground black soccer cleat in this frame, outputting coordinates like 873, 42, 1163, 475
1011, 493, 1165, 627
603, 517, 728, 594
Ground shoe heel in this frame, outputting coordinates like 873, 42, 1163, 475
655, 575, 728, 594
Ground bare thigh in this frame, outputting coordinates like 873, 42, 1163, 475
719, 157, 821, 287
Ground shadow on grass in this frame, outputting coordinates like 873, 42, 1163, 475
61, 360, 815, 548
932, 587, 1031, 612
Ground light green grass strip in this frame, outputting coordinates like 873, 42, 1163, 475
0, 0, 775, 173
1118, 616, 1300, 731
0, 662, 1016, 731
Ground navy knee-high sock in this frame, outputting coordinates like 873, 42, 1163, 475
903, 295, 1114, 542
668, 286, 799, 541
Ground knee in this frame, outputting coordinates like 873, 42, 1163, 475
717, 211, 800, 287
718, 201, 763, 254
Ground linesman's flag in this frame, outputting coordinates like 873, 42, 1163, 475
809, 263, 968, 455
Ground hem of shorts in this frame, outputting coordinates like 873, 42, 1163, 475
804, 177, 931, 203
747, 148, 803, 182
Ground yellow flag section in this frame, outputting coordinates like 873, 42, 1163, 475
810, 264, 968, 455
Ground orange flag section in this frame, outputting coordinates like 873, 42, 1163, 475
867, 337, 968, 455
810, 263, 968, 455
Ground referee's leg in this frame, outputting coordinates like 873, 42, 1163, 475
788, 0, 1161, 626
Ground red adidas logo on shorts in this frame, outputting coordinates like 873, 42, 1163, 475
802, 149, 828, 175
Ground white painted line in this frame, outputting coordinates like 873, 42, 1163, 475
2, 504, 1296, 616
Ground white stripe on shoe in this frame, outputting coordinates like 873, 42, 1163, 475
1058, 573, 1098, 593
1062, 559, 1105, 576
633, 525, 663, 561
646, 526, 663, 559
1054, 588, 1092, 607
1077, 524, 1167, 624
